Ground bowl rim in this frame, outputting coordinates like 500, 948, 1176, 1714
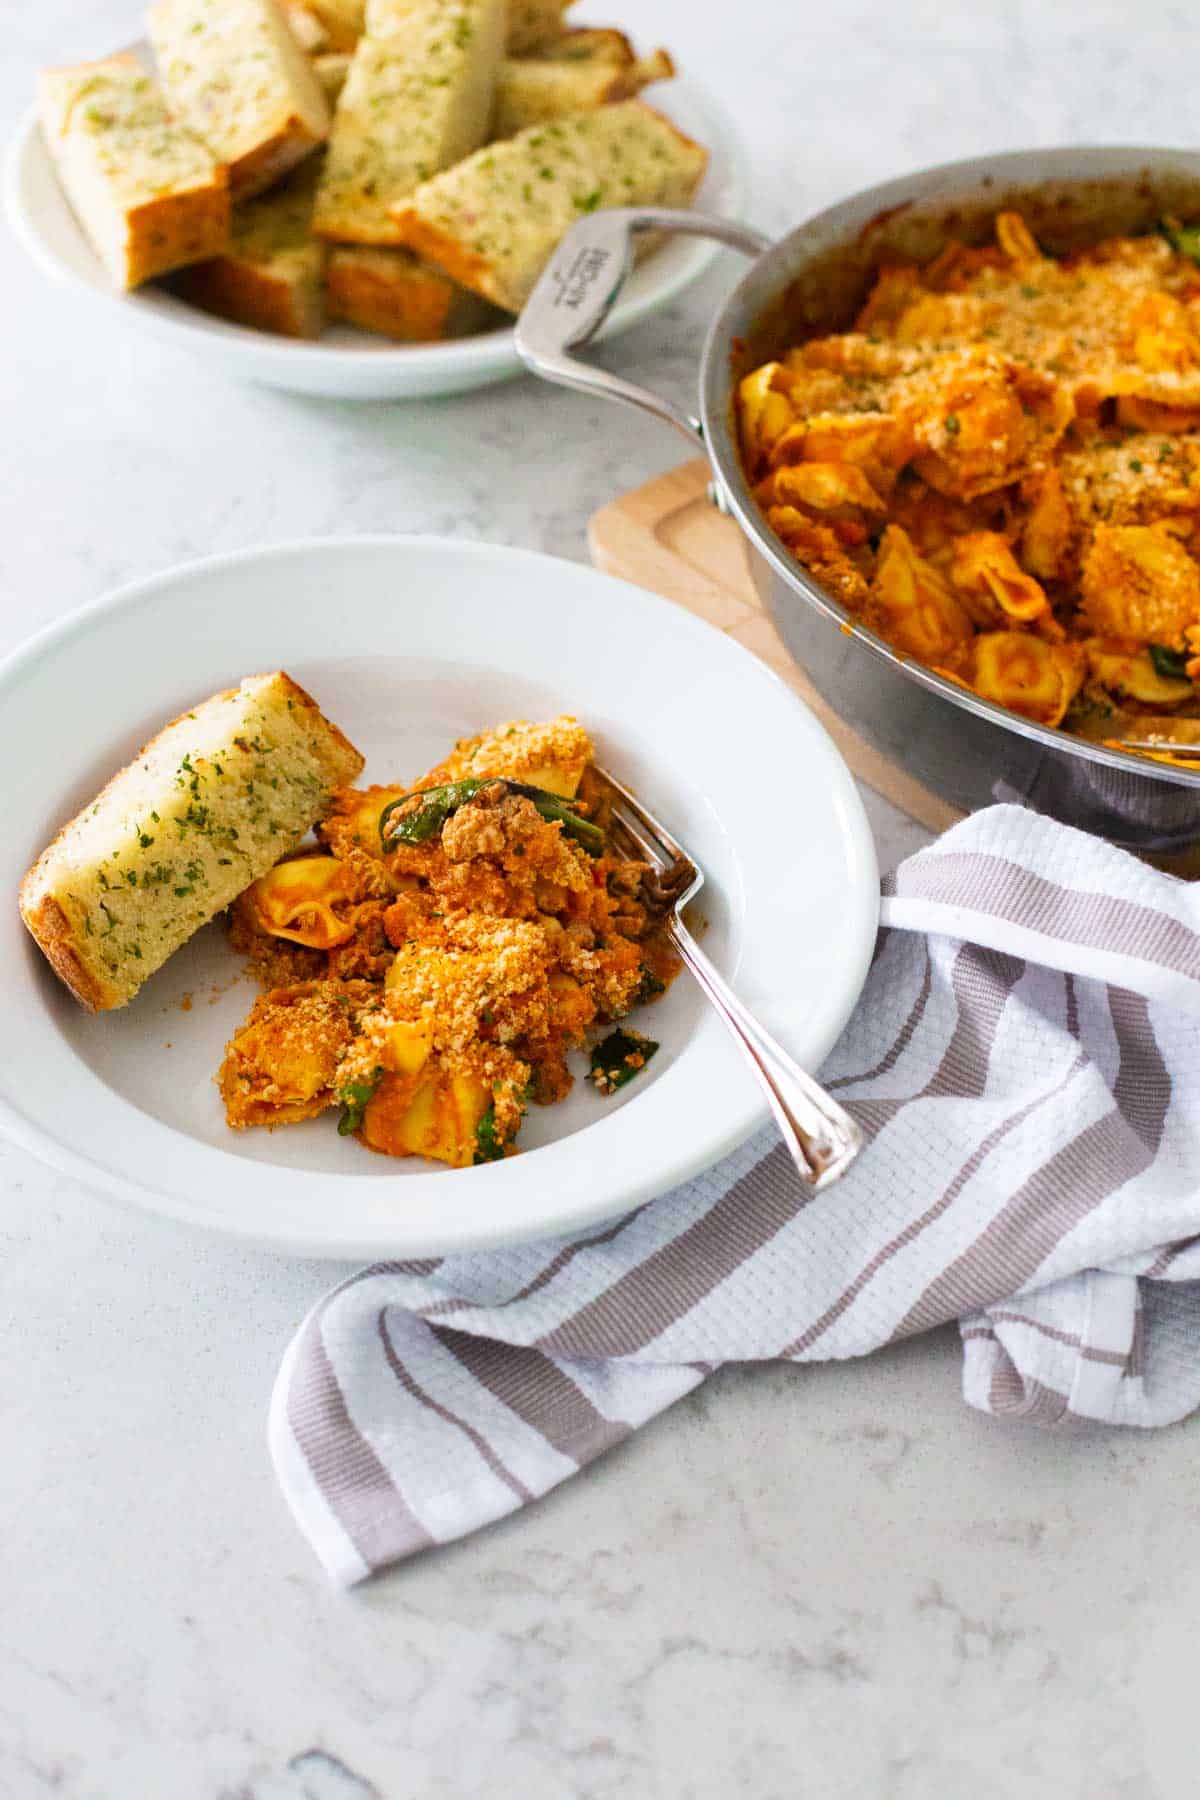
699, 141, 1200, 793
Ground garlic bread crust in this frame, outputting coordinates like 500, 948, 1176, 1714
38, 55, 229, 289
326, 243, 492, 338
20, 673, 363, 1012
176, 159, 326, 337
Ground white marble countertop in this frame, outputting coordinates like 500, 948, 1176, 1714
4, 3, 1199, 1795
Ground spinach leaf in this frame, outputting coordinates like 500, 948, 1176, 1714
1150, 643, 1191, 681
632, 966, 666, 1007
474, 1104, 506, 1164
1161, 217, 1200, 265
589, 1028, 659, 1096
337, 1068, 383, 1136
380, 779, 604, 855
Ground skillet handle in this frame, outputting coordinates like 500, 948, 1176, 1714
514, 206, 770, 451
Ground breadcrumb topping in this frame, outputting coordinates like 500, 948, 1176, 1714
739, 212, 1200, 750
219, 979, 374, 1127
219, 717, 681, 1165
420, 714, 592, 792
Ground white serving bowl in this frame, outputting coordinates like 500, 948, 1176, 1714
4, 75, 745, 400
0, 537, 877, 1257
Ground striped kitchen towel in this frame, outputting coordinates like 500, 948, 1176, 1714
271, 804, 1200, 1585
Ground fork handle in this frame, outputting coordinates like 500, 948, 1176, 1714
666, 917, 864, 1190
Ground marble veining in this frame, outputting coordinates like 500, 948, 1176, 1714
3, 2, 1199, 1795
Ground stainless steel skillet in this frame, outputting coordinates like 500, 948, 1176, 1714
516, 147, 1200, 857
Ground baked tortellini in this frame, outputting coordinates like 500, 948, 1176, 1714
218, 717, 681, 1169
738, 209, 1200, 756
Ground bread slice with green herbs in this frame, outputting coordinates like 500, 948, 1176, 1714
364, 0, 570, 50
389, 100, 708, 312
175, 160, 326, 337
326, 242, 492, 337
148, 0, 331, 199
38, 55, 229, 290
313, 0, 506, 245
494, 33, 674, 137
20, 673, 363, 1012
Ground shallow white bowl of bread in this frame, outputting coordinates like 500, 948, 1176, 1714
4, 70, 744, 400
0, 538, 877, 1258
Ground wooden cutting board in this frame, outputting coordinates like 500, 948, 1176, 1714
588, 460, 962, 835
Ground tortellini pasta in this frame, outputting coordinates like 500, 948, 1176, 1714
737, 209, 1200, 753
241, 853, 360, 949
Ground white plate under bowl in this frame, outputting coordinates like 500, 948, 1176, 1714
4, 73, 744, 400
0, 538, 877, 1257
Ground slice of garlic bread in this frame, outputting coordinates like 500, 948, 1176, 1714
364, 0, 569, 49
38, 55, 229, 289
326, 242, 492, 338
313, 0, 506, 245
148, 0, 331, 199
176, 160, 326, 337
390, 100, 708, 312
494, 55, 628, 140
494, 37, 675, 137
20, 673, 364, 1012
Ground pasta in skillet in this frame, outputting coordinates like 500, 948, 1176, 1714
737, 211, 1200, 756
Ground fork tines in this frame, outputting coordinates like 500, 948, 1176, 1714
592, 765, 699, 897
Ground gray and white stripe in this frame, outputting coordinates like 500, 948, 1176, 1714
273, 805, 1200, 1583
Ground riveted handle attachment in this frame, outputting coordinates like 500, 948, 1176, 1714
515, 206, 770, 450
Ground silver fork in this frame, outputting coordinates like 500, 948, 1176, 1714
592, 767, 864, 1190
